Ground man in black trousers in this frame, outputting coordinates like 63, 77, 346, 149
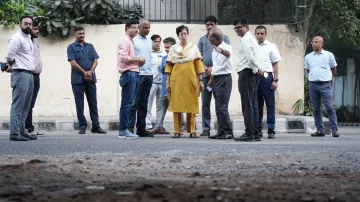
232, 18, 264, 142
25, 20, 44, 136
67, 26, 106, 134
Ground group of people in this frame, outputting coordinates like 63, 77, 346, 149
4, 15, 340, 142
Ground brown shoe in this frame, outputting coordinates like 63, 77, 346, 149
148, 128, 170, 134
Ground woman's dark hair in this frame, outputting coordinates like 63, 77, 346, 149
176, 25, 189, 36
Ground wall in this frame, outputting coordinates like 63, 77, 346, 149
0, 24, 304, 118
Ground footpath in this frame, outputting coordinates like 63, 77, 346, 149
0, 115, 332, 134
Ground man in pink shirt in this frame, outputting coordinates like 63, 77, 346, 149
117, 20, 146, 139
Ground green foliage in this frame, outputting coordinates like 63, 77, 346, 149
0, 0, 143, 38
292, 78, 313, 116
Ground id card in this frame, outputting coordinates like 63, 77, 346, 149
207, 86, 213, 92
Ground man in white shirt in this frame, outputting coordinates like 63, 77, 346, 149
207, 28, 233, 139
232, 17, 264, 142
255, 25, 281, 139
6, 16, 37, 141
145, 34, 168, 133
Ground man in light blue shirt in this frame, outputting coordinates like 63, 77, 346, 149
304, 35, 339, 138
129, 18, 154, 137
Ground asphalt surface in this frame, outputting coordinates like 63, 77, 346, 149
0, 127, 358, 156
0, 127, 359, 202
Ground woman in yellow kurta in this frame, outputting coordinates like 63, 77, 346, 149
165, 25, 205, 138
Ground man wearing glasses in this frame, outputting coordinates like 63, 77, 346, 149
232, 17, 265, 142
305, 36, 339, 138
117, 20, 146, 139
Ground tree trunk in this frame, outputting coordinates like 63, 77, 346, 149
301, 0, 317, 54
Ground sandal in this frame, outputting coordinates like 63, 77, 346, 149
171, 133, 182, 138
189, 133, 199, 138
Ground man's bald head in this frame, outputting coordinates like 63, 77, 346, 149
139, 18, 150, 37
311, 35, 324, 52
209, 28, 224, 43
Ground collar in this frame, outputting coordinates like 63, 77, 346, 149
313, 49, 324, 55
136, 34, 148, 39
20, 31, 30, 38
74, 40, 87, 46
259, 40, 269, 45
152, 49, 162, 53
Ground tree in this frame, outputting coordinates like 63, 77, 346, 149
292, 0, 360, 115
300, 0, 360, 54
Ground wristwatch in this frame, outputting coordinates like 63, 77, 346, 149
274, 79, 279, 82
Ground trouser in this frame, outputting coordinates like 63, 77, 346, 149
154, 96, 168, 129
10, 71, 34, 135
257, 72, 276, 133
173, 112, 195, 134
146, 83, 161, 129
72, 82, 100, 130
309, 81, 338, 132
213, 74, 233, 134
238, 69, 259, 135
25, 74, 40, 133
201, 75, 213, 131
129, 75, 153, 131
119, 71, 139, 131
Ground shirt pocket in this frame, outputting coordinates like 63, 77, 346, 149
74, 49, 85, 60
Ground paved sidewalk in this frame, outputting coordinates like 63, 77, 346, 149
0, 115, 331, 134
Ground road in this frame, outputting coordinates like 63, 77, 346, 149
0, 128, 359, 202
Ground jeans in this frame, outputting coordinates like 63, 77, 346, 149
72, 82, 100, 130
119, 72, 139, 131
257, 73, 276, 133
129, 75, 153, 131
309, 81, 338, 132
25, 74, 40, 133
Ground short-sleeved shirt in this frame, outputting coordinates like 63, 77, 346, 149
211, 42, 233, 76
159, 55, 168, 96
133, 35, 152, 75
258, 40, 281, 72
67, 41, 99, 84
304, 50, 337, 82
151, 50, 166, 84
198, 34, 230, 68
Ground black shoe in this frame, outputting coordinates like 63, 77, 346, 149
258, 131, 263, 138
311, 131, 325, 137
332, 131, 340, 137
21, 132, 37, 140
216, 133, 234, 140
9, 134, 29, 141
208, 131, 222, 139
267, 132, 275, 139
234, 133, 255, 142
91, 127, 107, 134
79, 128, 86, 134
254, 135, 262, 141
136, 130, 154, 137
201, 130, 210, 136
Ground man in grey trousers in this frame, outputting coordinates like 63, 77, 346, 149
305, 35, 339, 137
6, 16, 37, 141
